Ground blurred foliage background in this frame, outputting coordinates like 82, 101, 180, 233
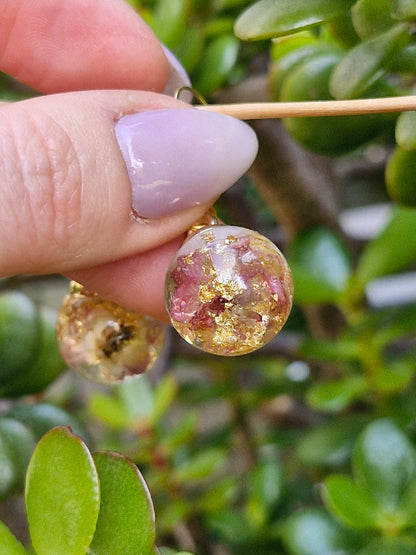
2, 0, 416, 553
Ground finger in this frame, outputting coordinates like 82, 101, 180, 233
69, 236, 184, 323
0, 0, 169, 93
0, 90, 258, 277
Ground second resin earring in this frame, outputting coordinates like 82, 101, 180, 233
165, 212, 293, 356
56, 282, 166, 384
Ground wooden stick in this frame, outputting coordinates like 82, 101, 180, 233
197, 95, 416, 119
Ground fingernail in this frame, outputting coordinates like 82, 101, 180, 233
115, 108, 258, 219
161, 46, 192, 100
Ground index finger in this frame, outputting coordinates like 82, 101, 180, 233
0, 0, 169, 93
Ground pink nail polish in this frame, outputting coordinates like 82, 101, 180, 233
115, 108, 258, 219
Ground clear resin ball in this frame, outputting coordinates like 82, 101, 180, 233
56, 284, 166, 384
165, 226, 293, 356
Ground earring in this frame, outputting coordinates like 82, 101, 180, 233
56, 212, 293, 383
55, 282, 166, 384
165, 210, 293, 356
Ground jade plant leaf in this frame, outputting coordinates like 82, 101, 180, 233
0, 520, 27, 554
194, 34, 240, 97
323, 474, 380, 528
391, 0, 416, 20
0, 306, 66, 398
296, 417, 366, 468
353, 419, 416, 512
0, 291, 40, 381
117, 375, 155, 422
172, 448, 226, 484
306, 376, 368, 412
248, 459, 283, 511
89, 451, 155, 555
151, 0, 191, 49
25, 427, 100, 555
0, 418, 36, 495
329, 23, 409, 99
7, 402, 90, 442
357, 538, 416, 554
351, 0, 394, 40
288, 227, 352, 304
353, 207, 416, 294
395, 111, 416, 150
282, 507, 364, 555
152, 373, 178, 424
234, 0, 355, 40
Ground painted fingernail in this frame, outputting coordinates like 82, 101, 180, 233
115, 108, 258, 219
162, 46, 192, 100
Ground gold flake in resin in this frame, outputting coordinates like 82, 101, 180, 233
165, 226, 293, 356
56, 284, 165, 383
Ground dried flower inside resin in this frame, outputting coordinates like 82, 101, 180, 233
165, 226, 293, 356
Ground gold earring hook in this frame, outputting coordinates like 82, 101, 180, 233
174, 86, 208, 105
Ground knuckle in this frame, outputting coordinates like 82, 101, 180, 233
0, 105, 83, 260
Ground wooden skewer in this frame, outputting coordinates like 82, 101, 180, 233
197, 95, 416, 119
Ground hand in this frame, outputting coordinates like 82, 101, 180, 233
0, 0, 258, 321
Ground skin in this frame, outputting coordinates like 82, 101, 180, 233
0, 0, 220, 322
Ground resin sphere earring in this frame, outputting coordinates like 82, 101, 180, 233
56, 282, 166, 384
165, 218, 293, 356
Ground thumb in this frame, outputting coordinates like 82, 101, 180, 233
0, 90, 258, 277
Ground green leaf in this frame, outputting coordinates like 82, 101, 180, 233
89, 452, 155, 555
205, 509, 257, 545
88, 394, 130, 429
157, 500, 190, 534
0, 418, 36, 493
0, 520, 27, 554
281, 51, 397, 155
194, 34, 240, 97
6, 402, 89, 443
354, 207, 416, 292
282, 507, 363, 555
246, 459, 283, 528
353, 419, 416, 512
0, 306, 65, 397
248, 459, 283, 510
118, 375, 155, 422
329, 24, 410, 99
152, 373, 178, 424
152, 0, 191, 49
371, 359, 415, 394
197, 476, 239, 513
306, 377, 368, 412
174, 27, 204, 74
160, 412, 197, 453
25, 427, 100, 555
357, 538, 416, 555
400, 477, 416, 523
296, 418, 366, 468
289, 228, 352, 304
234, 0, 355, 41
0, 427, 22, 500
351, 0, 394, 39
392, 43, 416, 72
386, 146, 416, 206
300, 337, 361, 362
269, 42, 334, 99
392, 0, 416, 20
323, 475, 380, 528
396, 111, 416, 150
173, 448, 226, 484
326, 11, 360, 48
0, 292, 40, 381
